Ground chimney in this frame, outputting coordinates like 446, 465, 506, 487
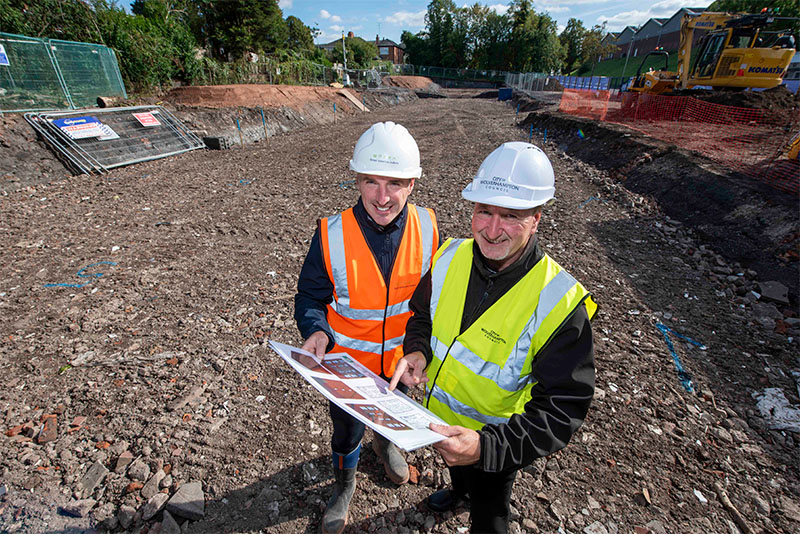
376, 34, 380, 47
347, 31, 354, 38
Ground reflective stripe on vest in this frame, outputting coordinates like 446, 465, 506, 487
425, 238, 596, 430
321, 204, 438, 376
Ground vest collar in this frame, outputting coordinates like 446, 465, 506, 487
472, 235, 544, 280
354, 198, 408, 233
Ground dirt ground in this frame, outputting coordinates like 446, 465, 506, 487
1, 91, 799, 534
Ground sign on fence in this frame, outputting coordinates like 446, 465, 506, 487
0, 44, 9, 66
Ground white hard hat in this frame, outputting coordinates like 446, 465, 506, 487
349, 121, 422, 179
462, 142, 555, 209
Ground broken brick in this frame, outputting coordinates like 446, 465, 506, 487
36, 414, 57, 444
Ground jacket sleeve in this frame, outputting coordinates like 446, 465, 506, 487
293, 227, 335, 352
402, 269, 435, 365
477, 304, 595, 473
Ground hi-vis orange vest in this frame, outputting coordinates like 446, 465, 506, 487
319, 204, 438, 377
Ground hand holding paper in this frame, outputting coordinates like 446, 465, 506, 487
430, 423, 481, 466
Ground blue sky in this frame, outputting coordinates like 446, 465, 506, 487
277, 0, 715, 44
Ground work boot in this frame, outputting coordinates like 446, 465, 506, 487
372, 434, 409, 484
425, 488, 470, 513
322, 465, 357, 534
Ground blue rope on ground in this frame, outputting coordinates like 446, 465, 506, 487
579, 196, 608, 208
43, 261, 118, 288
338, 179, 355, 189
656, 322, 706, 393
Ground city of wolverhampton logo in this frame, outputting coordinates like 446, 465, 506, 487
481, 327, 506, 344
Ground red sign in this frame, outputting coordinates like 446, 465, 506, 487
132, 112, 161, 127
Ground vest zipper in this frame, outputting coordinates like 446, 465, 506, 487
426, 277, 493, 408
378, 212, 407, 379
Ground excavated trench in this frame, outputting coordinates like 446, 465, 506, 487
518, 107, 799, 303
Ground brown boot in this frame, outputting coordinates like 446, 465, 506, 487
322, 465, 357, 534
372, 434, 409, 484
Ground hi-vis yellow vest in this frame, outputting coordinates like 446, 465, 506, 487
425, 238, 597, 430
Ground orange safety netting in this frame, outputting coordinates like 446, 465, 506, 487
558, 89, 800, 195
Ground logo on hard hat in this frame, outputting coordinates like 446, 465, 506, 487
370, 153, 399, 165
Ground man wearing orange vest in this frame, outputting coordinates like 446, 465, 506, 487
294, 121, 440, 534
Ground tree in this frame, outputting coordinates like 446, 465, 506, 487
285, 15, 313, 51
203, 0, 288, 59
707, 0, 799, 35
401, 30, 433, 66
330, 37, 377, 69
580, 23, 615, 75
471, 9, 511, 69
559, 18, 586, 73
507, 0, 564, 72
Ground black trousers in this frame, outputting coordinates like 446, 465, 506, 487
450, 465, 518, 534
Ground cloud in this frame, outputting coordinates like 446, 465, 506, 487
383, 10, 427, 27
539, 5, 570, 14
598, 0, 713, 31
488, 3, 509, 15
330, 25, 344, 32
278, 0, 292, 8
320, 10, 342, 23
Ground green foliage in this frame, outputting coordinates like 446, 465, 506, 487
402, 0, 564, 72
0, 0, 354, 94
203, 0, 288, 59
707, 0, 799, 35
560, 19, 586, 74
330, 37, 378, 69
286, 16, 314, 51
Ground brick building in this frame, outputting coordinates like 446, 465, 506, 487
376, 37, 405, 64
608, 7, 709, 59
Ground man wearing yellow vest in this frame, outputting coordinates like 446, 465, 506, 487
294, 121, 440, 534
390, 142, 596, 534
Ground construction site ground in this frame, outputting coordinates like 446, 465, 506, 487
0, 83, 799, 534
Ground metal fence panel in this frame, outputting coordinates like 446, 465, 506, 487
1, 32, 126, 113
25, 106, 204, 174
49, 39, 127, 108
0, 33, 70, 112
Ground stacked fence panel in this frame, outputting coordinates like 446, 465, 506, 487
25, 106, 204, 175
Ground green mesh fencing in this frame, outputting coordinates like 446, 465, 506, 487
0, 32, 126, 113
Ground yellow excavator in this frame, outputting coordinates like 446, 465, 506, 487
628, 11, 797, 94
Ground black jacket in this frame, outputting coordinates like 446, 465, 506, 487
403, 236, 595, 473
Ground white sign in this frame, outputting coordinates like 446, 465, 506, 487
51, 116, 119, 140
0, 44, 9, 66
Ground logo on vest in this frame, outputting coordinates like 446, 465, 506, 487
481, 327, 506, 344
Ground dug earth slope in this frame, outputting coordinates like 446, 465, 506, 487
0, 96, 798, 534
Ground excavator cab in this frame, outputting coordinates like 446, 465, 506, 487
625, 12, 797, 94
686, 14, 795, 90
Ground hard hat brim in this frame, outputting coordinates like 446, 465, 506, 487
350, 160, 421, 179
462, 188, 554, 210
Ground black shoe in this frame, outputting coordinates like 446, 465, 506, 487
426, 489, 469, 513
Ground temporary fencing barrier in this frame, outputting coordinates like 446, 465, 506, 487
559, 89, 800, 195
25, 106, 204, 175
0, 32, 126, 113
